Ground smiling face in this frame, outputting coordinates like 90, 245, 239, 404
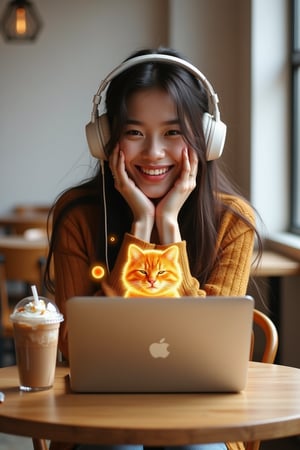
119, 88, 187, 199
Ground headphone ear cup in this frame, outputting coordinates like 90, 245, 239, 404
85, 114, 110, 160
202, 112, 227, 161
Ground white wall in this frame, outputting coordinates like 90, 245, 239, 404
0, 0, 252, 213
0, 1, 291, 230
0, 0, 292, 227
0, 0, 168, 212
169, 0, 251, 197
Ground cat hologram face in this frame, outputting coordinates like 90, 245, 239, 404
122, 244, 182, 298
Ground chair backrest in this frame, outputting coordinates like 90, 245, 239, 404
1, 205, 51, 235
246, 309, 279, 450
13, 204, 51, 215
0, 238, 48, 337
9, 216, 49, 235
252, 309, 278, 363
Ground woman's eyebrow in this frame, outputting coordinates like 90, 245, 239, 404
125, 118, 180, 125
125, 119, 142, 125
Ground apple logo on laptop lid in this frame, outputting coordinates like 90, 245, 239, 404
149, 338, 170, 358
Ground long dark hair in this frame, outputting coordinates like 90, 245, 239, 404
45, 47, 261, 293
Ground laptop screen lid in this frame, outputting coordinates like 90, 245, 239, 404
66, 295, 254, 393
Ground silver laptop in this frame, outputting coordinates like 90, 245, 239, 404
66, 295, 254, 393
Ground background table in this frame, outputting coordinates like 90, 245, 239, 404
251, 250, 300, 362
1, 363, 300, 445
0, 212, 49, 235
251, 250, 300, 278
0, 235, 48, 249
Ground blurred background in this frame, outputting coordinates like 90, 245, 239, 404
0, 0, 289, 231
1, 2, 300, 449
1, 0, 298, 364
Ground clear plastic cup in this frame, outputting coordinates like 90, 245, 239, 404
10, 296, 64, 391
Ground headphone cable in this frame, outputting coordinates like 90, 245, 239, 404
100, 160, 110, 275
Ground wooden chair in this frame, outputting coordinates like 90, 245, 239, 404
251, 309, 278, 364
245, 309, 279, 450
0, 204, 52, 235
0, 214, 50, 236
32, 439, 49, 450
0, 237, 49, 341
13, 204, 51, 215
0, 236, 51, 450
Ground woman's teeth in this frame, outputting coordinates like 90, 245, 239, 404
140, 167, 169, 176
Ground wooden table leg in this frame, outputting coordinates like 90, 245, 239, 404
32, 438, 49, 450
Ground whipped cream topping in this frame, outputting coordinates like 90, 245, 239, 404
11, 297, 63, 323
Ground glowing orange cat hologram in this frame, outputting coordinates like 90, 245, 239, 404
122, 243, 182, 297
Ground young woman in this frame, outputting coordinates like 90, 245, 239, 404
46, 47, 259, 450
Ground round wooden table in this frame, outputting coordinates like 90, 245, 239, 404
0, 234, 48, 249
1, 362, 300, 445
0, 212, 49, 235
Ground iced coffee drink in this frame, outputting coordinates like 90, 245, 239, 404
10, 296, 63, 391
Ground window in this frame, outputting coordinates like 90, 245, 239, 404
291, 0, 300, 233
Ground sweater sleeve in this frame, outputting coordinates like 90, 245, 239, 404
203, 197, 255, 296
53, 218, 102, 359
156, 240, 206, 296
51, 193, 104, 359
154, 196, 255, 297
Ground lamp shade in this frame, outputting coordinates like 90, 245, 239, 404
0, 0, 42, 41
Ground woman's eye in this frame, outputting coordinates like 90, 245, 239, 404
166, 129, 182, 136
125, 129, 143, 136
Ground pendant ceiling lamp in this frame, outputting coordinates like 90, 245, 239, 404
0, 0, 42, 42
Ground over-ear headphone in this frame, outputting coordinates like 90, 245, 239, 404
86, 54, 227, 161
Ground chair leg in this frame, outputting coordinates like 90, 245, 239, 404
245, 441, 261, 450
32, 438, 49, 450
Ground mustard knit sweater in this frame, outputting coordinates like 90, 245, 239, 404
50, 186, 255, 450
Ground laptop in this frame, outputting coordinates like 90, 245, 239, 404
66, 295, 254, 393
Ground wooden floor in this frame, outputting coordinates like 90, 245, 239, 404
0, 434, 37, 450
0, 435, 299, 450
261, 436, 300, 449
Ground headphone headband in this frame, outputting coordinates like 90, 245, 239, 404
86, 53, 227, 161
90, 54, 220, 123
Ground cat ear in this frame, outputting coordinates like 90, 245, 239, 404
128, 243, 143, 261
163, 245, 179, 261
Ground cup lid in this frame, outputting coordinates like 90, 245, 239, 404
10, 296, 64, 324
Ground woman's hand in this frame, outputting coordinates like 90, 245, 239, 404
155, 147, 198, 244
109, 145, 155, 241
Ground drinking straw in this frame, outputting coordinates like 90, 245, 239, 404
31, 285, 40, 306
